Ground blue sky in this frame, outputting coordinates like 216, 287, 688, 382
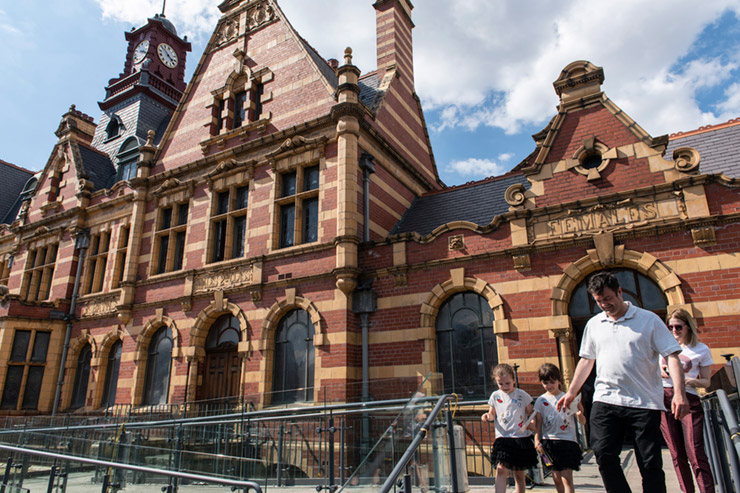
2, 1, 740, 187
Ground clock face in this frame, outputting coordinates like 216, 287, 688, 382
157, 43, 178, 68
133, 40, 149, 63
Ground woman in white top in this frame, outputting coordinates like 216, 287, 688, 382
660, 308, 715, 493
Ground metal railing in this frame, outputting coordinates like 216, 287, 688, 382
702, 355, 740, 493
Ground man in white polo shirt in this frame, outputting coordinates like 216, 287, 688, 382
558, 271, 688, 493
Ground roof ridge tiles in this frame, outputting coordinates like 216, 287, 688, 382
422, 169, 525, 197
0, 159, 35, 175
670, 117, 740, 140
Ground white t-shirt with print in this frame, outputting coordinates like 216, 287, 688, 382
661, 342, 714, 396
534, 391, 577, 442
488, 388, 533, 438
580, 302, 681, 411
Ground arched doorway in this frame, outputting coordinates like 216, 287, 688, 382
568, 268, 667, 425
435, 292, 497, 400
202, 314, 241, 400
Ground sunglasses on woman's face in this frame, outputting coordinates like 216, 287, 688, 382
667, 324, 684, 332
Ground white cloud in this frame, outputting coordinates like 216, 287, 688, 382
93, 0, 220, 41
447, 158, 507, 179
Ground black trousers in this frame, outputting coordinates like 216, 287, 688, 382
590, 401, 665, 493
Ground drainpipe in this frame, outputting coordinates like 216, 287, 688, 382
358, 153, 376, 243
52, 229, 90, 416
352, 278, 377, 455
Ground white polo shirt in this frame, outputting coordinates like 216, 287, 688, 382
580, 302, 681, 411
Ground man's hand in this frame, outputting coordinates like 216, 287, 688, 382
556, 392, 577, 412
666, 352, 689, 420
671, 391, 689, 420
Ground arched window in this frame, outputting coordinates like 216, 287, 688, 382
102, 340, 122, 407
115, 138, 139, 183
436, 292, 497, 399
70, 343, 92, 409
203, 315, 241, 399
272, 309, 314, 404
143, 326, 173, 405
105, 115, 124, 140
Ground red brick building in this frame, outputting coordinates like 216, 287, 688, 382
0, 0, 738, 415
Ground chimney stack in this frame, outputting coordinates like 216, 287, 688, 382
373, 0, 414, 84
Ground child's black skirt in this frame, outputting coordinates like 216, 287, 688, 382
542, 439, 582, 471
490, 437, 537, 470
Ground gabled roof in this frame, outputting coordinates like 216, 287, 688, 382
0, 159, 34, 224
391, 172, 529, 236
665, 118, 740, 178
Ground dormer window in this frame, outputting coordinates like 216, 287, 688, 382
105, 115, 124, 141
115, 138, 139, 183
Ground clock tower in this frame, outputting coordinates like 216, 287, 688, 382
101, 13, 191, 112
91, 14, 191, 183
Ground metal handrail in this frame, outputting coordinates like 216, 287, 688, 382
0, 396, 439, 435
378, 394, 457, 493
0, 443, 262, 492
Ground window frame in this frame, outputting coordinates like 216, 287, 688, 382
151, 201, 189, 275
272, 309, 315, 405
143, 326, 173, 406
275, 163, 320, 249
82, 232, 111, 294
435, 292, 498, 400
208, 184, 250, 264
0, 329, 51, 411
21, 242, 58, 302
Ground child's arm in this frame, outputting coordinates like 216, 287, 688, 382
525, 403, 537, 431
533, 413, 543, 450
576, 401, 587, 425
481, 405, 495, 422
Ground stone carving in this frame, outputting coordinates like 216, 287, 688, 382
504, 183, 526, 207
691, 226, 716, 247
674, 147, 700, 173
512, 254, 531, 271
217, 17, 240, 46
448, 234, 464, 251
194, 264, 254, 294
247, 2, 275, 31
81, 294, 119, 318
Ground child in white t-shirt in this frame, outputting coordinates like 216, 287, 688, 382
534, 363, 585, 493
481, 363, 537, 493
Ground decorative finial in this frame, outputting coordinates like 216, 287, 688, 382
146, 130, 156, 147
161, 0, 166, 16
344, 47, 353, 65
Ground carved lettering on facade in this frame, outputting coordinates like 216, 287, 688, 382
81, 295, 119, 318
531, 198, 680, 241
193, 264, 254, 294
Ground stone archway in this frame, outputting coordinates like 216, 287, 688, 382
549, 248, 686, 384
256, 288, 323, 403
131, 310, 181, 406
419, 267, 508, 394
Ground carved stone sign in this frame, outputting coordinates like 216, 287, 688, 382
81, 294, 119, 318
529, 197, 683, 241
194, 264, 254, 294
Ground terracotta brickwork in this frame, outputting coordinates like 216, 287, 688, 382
1, 3, 739, 417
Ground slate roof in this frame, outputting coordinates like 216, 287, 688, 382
76, 143, 116, 191
359, 73, 381, 111
664, 119, 740, 178
391, 172, 529, 236
0, 159, 34, 224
